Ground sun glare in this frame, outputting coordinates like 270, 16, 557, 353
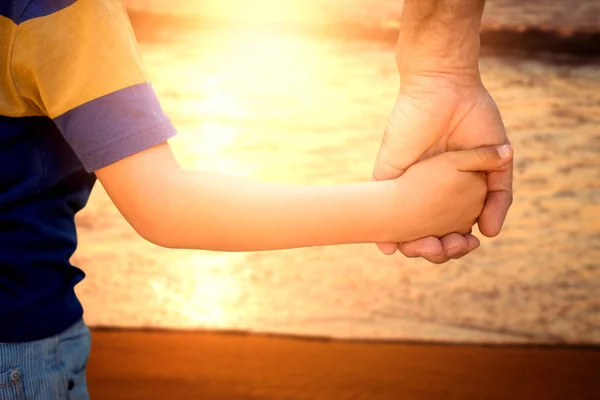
204, 0, 314, 25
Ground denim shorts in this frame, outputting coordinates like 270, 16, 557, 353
0, 319, 92, 400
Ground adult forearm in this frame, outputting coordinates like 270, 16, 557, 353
148, 171, 399, 252
397, 0, 486, 78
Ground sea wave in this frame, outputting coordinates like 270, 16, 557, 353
122, 0, 600, 31
124, 0, 600, 56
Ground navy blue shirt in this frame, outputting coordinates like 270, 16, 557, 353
0, 0, 176, 342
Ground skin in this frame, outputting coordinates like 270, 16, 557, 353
95, 142, 512, 252
372, 0, 513, 263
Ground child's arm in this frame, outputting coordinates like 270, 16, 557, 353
95, 142, 512, 252
96, 142, 396, 251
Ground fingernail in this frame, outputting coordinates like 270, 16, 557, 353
446, 248, 464, 258
498, 144, 512, 159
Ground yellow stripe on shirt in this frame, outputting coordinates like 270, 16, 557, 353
12, 0, 148, 119
0, 16, 40, 117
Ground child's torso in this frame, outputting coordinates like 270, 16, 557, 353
0, 0, 93, 342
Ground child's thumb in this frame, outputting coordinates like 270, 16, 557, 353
455, 144, 513, 172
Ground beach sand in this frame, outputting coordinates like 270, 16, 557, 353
87, 329, 600, 399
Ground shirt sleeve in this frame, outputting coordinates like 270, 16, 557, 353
12, 0, 176, 172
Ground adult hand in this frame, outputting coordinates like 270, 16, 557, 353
373, 75, 513, 263
371, 0, 513, 264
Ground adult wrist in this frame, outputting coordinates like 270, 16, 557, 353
396, 39, 482, 85
396, 0, 485, 81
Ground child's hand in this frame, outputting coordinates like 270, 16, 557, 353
391, 145, 513, 242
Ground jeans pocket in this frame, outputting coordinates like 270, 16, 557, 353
0, 367, 25, 400
58, 321, 92, 400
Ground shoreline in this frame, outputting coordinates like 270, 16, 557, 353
90, 326, 600, 349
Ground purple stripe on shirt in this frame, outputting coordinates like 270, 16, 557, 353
53, 83, 177, 172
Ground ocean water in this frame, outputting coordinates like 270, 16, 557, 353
74, 28, 600, 344
122, 0, 600, 30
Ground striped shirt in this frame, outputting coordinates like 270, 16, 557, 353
0, 0, 176, 341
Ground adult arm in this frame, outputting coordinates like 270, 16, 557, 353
372, 0, 513, 263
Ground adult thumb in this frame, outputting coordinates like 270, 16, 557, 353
372, 95, 441, 181
455, 144, 513, 172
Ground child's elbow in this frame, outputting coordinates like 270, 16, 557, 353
127, 211, 179, 249
133, 218, 179, 249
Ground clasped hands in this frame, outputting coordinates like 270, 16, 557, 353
372, 71, 514, 264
